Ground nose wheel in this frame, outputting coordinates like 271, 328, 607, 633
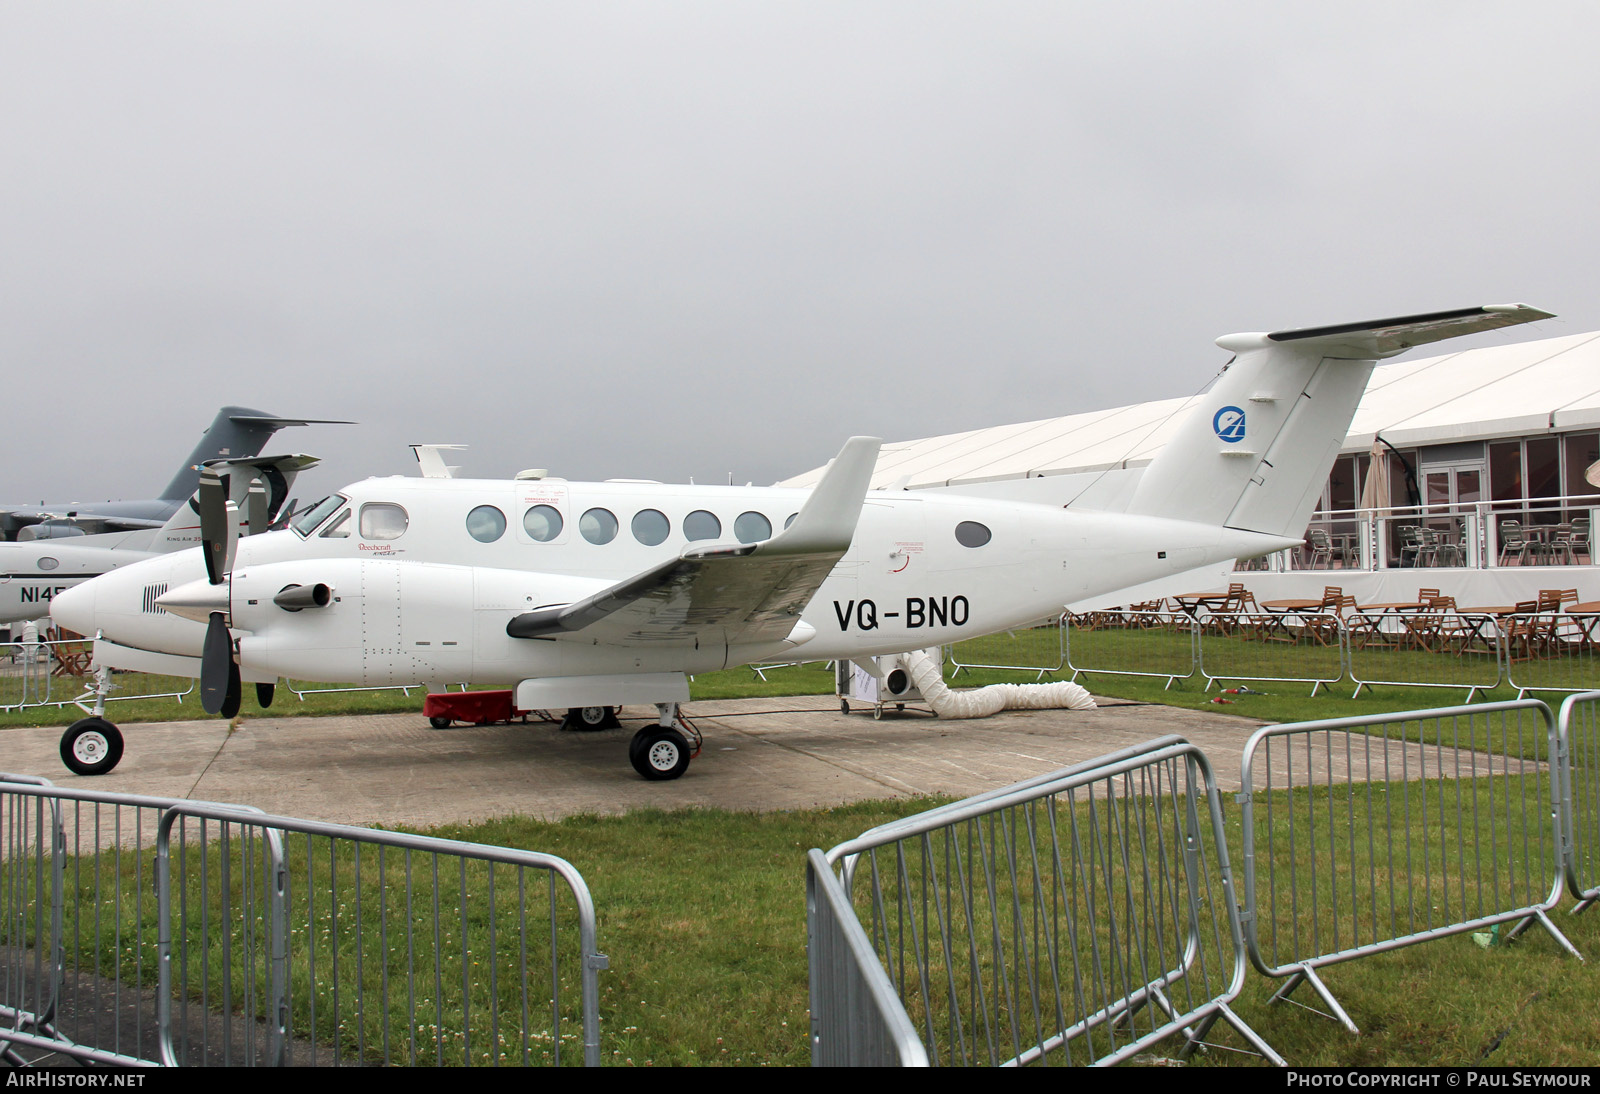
60, 717, 124, 776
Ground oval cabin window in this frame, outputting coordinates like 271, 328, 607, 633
684, 510, 721, 541
735, 512, 771, 544
466, 505, 506, 543
955, 521, 992, 548
580, 508, 619, 545
632, 509, 670, 546
523, 505, 563, 542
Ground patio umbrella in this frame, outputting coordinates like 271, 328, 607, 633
1359, 439, 1391, 519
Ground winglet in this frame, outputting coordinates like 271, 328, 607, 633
757, 436, 880, 555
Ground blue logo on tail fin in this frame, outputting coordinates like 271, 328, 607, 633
1213, 406, 1246, 443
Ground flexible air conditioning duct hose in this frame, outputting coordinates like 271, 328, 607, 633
905, 648, 1096, 720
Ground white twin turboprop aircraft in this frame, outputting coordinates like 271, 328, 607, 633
50, 304, 1553, 780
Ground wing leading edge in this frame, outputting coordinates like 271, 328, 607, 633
506, 436, 882, 650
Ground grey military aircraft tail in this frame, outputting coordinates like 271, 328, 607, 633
0, 406, 350, 540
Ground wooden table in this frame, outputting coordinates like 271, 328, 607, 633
1173, 592, 1235, 618
1261, 599, 1322, 614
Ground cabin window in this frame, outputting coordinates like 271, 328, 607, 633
580, 508, 619, 545
466, 505, 506, 543
359, 503, 408, 541
955, 521, 992, 548
684, 510, 721, 541
37, 557, 59, 571
292, 494, 345, 537
523, 505, 563, 543
632, 509, 670, 546
735, 512, 771, 543
320, 510, 351, 538
784, 513, 798, 530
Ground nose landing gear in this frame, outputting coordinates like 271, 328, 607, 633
60, 717, 123, 776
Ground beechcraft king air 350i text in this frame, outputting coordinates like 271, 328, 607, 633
51, 304, 1554, 779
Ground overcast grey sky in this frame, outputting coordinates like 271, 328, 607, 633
4, 2, 1597, 505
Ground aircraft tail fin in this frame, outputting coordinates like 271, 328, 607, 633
1124, 304, 1553, 539
159, 407, 351, 501
152, 453, 320, 551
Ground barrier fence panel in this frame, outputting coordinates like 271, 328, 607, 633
1, 642, 195, 713
0, 780, 268, 1067
1237, 701, 1577, 1032
286, 680, 420, 700
1195, 612, 1344, 697
948, 619, 1065, 680
1505, 613, 1600, 698
0, 641, 58, 710
813, 739, 1281, 1067
1063, 610, 1198, 689
1, 780, 605, 1067
157, 803, 607, 1067
806, 849, 928, 1066
1558, 693, 1600, 914
1345, 611, 1504, 702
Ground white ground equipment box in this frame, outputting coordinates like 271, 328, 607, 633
836, 653, 926, 718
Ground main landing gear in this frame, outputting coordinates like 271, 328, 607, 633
562, 705, 622, 731
628, 702, 700, 781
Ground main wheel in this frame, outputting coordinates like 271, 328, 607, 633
629, 727, 691, 781
60, 717, 124, 776
429, 715, 452, 729
563, 706, 620, 731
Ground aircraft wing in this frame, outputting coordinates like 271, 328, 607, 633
506, 437, 880, 649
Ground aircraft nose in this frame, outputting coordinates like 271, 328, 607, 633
50, 579, 97, 636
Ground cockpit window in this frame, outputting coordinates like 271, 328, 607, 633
359, 503, 409, 541
320, 510, 351, 538
291, 495, 346, 537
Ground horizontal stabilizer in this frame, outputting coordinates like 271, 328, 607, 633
228, 414, 355, 428
1228, 302, 1554, 360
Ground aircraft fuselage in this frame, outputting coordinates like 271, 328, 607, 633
52, 475, 1289, 685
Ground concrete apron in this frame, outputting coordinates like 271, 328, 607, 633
0, 696, 1272, 828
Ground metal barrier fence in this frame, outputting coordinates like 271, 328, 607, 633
1, 641, 195, 713
1558, 693, 1600, 915
1237, 701, 1577, 1032
1055, 610, 1594, 701
1197, 612, 1344, 697
1, 778, 605, 1067
806, 849, 928, 1066
812, 737, 1282, 1067
947, 618, 1065, 680
1505, 613, 1600, 698
1063, 610, 1198, 689
1345, 611, 1504, 702
1, 781, 269, 1066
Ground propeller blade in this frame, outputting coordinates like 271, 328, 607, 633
246, 477, 269, 536
256, 682, 276, 709
221, 661, 242, 719
201, 611, 233, 714
198, 469, 233, 585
